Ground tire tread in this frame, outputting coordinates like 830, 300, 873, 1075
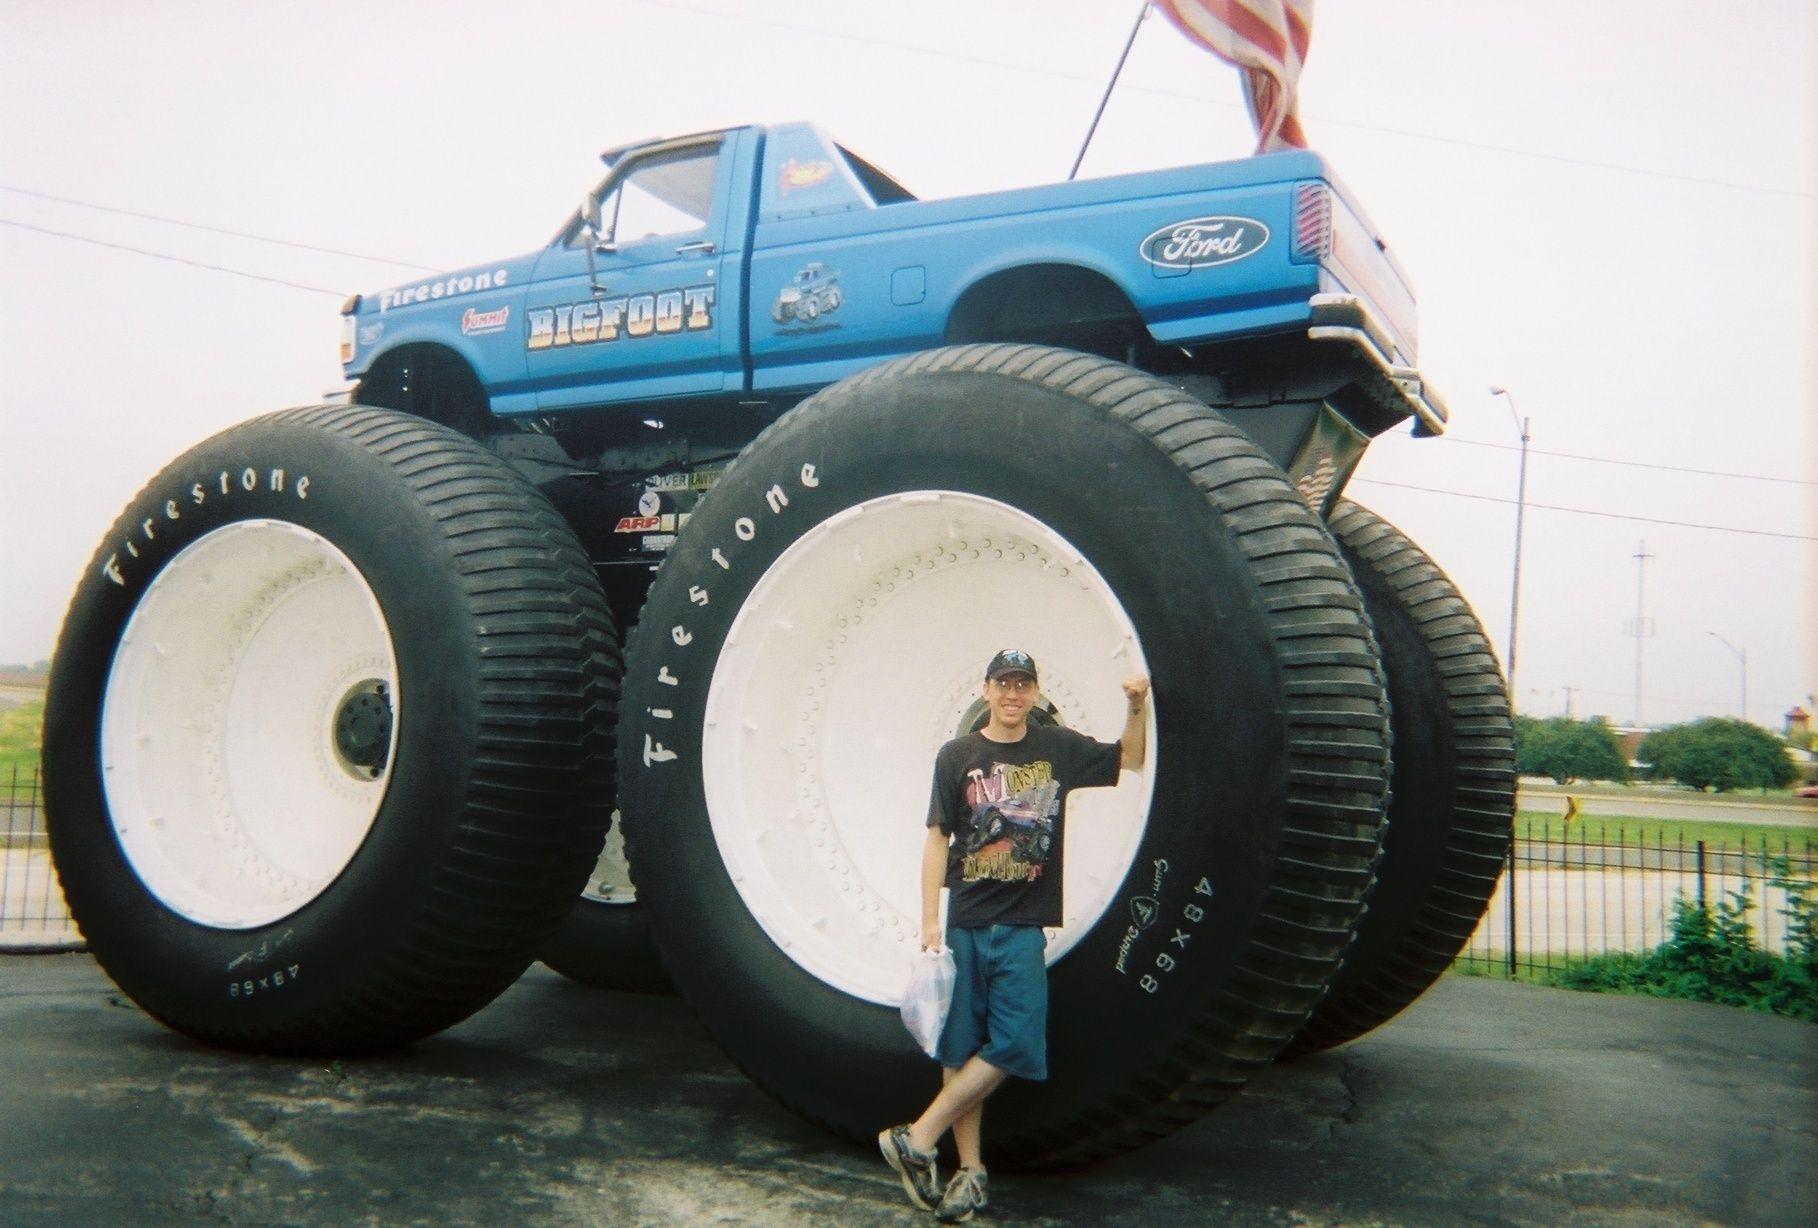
629, 345, 1392, 1168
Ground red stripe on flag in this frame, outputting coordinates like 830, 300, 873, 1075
1284, 3, 1311, 63
1152, 0, 1313, 152
1220, 3, 1290, 65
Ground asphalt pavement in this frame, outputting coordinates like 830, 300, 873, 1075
0, 955, 1812, 1227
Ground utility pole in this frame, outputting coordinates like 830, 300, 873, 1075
1709, 632, 1748, 722
1562, 686, 1577, 720
1628, 541, 1654, 727
1070, 2, 1151, 180
1488, 384, 1529, 981
1488, 387, 1530, 710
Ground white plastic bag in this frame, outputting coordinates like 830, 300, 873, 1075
899, 947, 956, 1058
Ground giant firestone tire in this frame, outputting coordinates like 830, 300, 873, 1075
42, 404, 620, 1054
1286, 501, 1515, 1055
538, 821, 671, 993
617, 344, 1392, 1168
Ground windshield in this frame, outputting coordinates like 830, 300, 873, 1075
566, 139, 722, 248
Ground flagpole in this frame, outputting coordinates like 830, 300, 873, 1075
1070, 1, 1152, 180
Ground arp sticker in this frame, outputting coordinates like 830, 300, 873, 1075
1139, 216, 1270, 270
617, 513, 681, 534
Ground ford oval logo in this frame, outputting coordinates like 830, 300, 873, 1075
1140, 216, 1271, 269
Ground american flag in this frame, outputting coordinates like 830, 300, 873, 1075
1152, 0, 1314, 153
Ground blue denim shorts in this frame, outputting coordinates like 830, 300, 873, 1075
935, 923, 1048, 1081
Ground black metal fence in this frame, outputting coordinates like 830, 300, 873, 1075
1455, 818, 1817, 978
3, 765, 1814, 970
1, 765, 80, 949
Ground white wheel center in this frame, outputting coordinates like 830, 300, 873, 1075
703, 492, 1153, 1006
100, 520, 399, 929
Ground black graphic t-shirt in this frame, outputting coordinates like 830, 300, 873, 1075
926, 725, 1123, 929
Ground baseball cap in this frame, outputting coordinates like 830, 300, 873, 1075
984, 649, 1038, 682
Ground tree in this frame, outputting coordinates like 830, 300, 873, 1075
1639, 718, 1796, 792
1514, 715, 1629, 784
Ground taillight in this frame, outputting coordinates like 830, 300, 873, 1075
339, 294, 361, 365
1291, 182, 1331, 263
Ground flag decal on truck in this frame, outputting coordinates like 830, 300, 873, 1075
527, 285, 715, 351
1139, 216, 1270, 270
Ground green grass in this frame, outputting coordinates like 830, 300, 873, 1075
1454, 949, 1818, 1021
1455, 952, 1672, 987
1525, 779, 1812, 800
1514, 810, 1814, 853
0, 699, 43, 780
1452, 955, 1563, 985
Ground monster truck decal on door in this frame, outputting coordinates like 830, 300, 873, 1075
771, 262, 843, 327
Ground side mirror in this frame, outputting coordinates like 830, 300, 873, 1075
579, 195, 616, 254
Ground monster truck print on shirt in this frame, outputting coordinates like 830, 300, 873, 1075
961, 764, 1061, 883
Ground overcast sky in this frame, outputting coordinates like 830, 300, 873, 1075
2, 0, 1813, 730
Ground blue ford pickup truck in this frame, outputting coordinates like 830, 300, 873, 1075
343, 123, 1443, 533
49, 120, 1510, 1170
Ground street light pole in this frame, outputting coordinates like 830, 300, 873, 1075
1488, 386, 1529, 981
1489, 387, 1530, 708
1709, 632, 1748, 722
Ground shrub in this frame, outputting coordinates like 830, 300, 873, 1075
1639, 718, 1795, 792
1543, 876, 1817, 1021
1514, 714, 1629, 784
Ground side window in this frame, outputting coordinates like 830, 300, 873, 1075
595, 143, 721, 247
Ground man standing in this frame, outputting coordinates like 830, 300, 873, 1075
880, 649, 1150, 1221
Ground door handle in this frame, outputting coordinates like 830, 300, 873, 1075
675, 240, 717, 256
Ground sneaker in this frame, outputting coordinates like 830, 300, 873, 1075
937, 1168, 989, 1223
877, 1124, 941, 1211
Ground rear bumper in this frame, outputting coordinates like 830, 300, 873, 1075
1307, 294, 1449, 437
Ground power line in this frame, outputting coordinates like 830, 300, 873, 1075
1350, 476, 1817, 542
1433, 435, 1815, 487
0, 184, 439, 272
1, 219, 347, 297
5, 1, 1804, 318
628, 0, 1095, 86
632, 0, 1814, 202
1299, 116, 1813, 203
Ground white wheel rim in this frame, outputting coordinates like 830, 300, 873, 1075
100, 520, 399, 929
703, 492, 1154, 1006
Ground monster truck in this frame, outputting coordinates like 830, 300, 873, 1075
44, 122, 1514, 1167
770, 260, 843, 325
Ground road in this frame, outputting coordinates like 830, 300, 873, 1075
0, 683, 45, 710
0, 956, 1811, 1227
0, 847, 78, 950
1520, 780, 1817, 828
1463, 865, 1803, 959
